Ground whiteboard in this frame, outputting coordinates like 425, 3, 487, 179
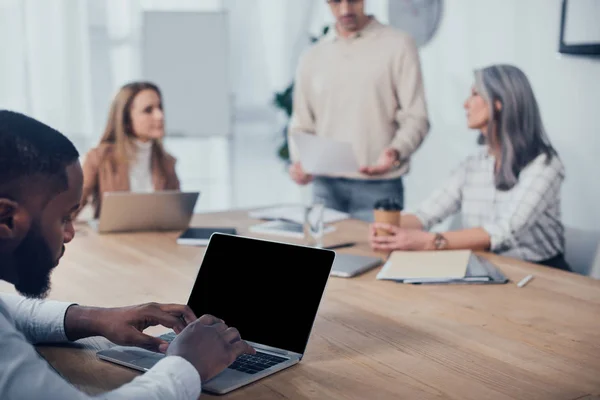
142, 11, 231, 137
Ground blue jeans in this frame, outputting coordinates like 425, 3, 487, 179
312, 177, 404, 222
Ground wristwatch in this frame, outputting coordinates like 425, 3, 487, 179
433, 233, 448, 250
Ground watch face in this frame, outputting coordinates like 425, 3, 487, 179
434, 234, 446, 249
388, 0, 443, 48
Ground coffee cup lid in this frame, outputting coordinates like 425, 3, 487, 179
374, 198, 402, 211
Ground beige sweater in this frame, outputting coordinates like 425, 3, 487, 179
288, 18, 430, 180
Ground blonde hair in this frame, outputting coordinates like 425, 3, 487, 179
99, 81, 170, 172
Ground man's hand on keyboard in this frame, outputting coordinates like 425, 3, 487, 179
64, 302, 198, 353
166, 314, 256, 382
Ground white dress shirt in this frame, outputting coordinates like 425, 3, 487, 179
0, 293, 201, 400
413, 148, 565, 262
129, 140, 154, 193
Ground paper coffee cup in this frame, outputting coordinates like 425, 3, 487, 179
373, 198, 402, 236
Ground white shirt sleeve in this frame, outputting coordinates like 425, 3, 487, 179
413, 159, 468, 230
0, 293, 74, 344
0, 295, 202, 400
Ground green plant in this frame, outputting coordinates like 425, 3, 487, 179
274, 26, 330, 163
274, 83, 294, 162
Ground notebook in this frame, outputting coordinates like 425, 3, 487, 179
376, 250, 509, 284
177, 227, 237, 246
376, 250, 471, 282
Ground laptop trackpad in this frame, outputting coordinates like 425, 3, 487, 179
134, 353, 166, 369
203, 367, 251, 393
97, 347, 165, 371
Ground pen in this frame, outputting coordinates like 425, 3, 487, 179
517, 274, 534, 288
403, 276, 491, 284
324, 242, 356, 250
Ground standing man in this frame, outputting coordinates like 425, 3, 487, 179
288, 0, 430, 221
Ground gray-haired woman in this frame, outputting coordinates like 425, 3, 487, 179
369, 64, 569, 271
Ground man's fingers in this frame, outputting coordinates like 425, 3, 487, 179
211, 322, 228, 333
158, 342, 169, 354
229, 339, 256, 358
159, 304, 197, 325
361, 166, 386, 176
158, 342, 169, 353
198, 314, 224, 325
290, 163, 304, 176
130, 331, 167, 353
146, 309, 187, 333
222, 327, 241, 344
370, 165, 387, 174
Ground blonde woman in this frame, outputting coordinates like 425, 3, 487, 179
77, 82, 180, 219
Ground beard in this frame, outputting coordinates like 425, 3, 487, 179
12, 224, 60, 299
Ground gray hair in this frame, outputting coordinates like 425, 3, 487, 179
474, 64, 557, 190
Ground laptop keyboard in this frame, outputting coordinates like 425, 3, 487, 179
158, 331, 288, 374
229, 352, 287, 374
159, 331, 177, 342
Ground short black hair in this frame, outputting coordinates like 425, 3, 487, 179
0, 110, 80, 195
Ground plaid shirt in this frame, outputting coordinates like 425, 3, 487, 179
414, 148, 565, 262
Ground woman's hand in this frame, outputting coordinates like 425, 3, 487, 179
369, 223, 435, 251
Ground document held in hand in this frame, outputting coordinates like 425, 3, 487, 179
290, 132, 360, 175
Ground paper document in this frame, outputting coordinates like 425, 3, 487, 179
249, 220, 336, 239
291, 132, 359, 175
248, 205, 349, 225
376, 250, 471, 281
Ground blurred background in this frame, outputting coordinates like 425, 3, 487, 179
0, 0, 598, 233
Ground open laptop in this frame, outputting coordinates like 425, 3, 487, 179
91, 191, 199, 233
96, 233, 336, 394
330, 253, 383, 278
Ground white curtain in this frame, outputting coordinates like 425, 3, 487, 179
0, 0, 93, 142
224, 0, 318, 116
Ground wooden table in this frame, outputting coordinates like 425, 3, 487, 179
2, 208, 600, 399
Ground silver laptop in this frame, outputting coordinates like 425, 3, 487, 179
91, 191, 199, 233
97, 233, 336, 395
330, 253, 383, 278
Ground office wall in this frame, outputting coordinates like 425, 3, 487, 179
404, 0, 600, 232
88, 0, 226, 139
142, 11, 231, 137
224, 0, 316, 116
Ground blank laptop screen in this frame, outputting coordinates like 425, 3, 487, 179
186, 233, 335, 355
